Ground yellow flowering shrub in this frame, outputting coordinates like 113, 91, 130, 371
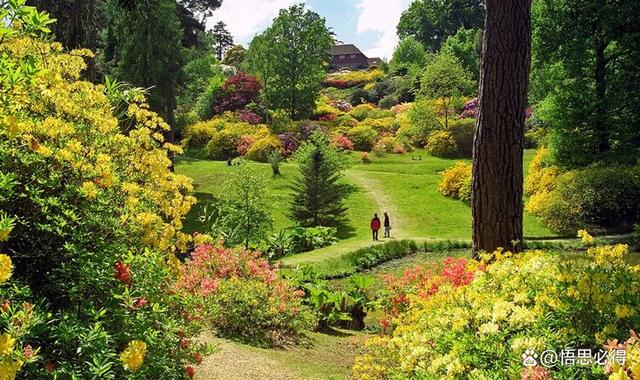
0, 3, 207, 378
120, 340, 147, 372
426, 130, 457, 158
245, 134, 283, 162
524, 146, 560, 196
438, 161, 472, 203
354, 243, 640, 379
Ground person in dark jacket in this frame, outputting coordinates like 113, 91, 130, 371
383, 212, 391, 238
370, 214, 381, 241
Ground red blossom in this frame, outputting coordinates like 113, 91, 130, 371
185, 366, 196, 379
114, 261, 132, 286
194, 352, 203, 364
45, 361, 55, 373
180, 339, 191, 349
24, 345, 33, 359
1, 300, 9, 312
133, 297, 147, 309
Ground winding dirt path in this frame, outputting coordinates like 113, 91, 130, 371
345, 169, 406, 236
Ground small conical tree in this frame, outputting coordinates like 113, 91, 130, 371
289, 145, 348, 227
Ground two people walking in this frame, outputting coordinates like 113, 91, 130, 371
370, 212, 391, 241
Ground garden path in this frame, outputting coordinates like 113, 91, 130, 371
196, 333, 293, 380
346, 169, 406, 235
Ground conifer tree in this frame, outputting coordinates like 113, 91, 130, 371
289, 138, 348, 227
211, 21, 233, 60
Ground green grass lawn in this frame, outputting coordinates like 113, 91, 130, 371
176, 149, 558, 266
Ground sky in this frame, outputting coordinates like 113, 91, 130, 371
205, 0, 413, 60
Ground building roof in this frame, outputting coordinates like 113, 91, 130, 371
331, 44, 364, 56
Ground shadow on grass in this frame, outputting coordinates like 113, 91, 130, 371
316, 325, 354, 338
335, 183, 360, 240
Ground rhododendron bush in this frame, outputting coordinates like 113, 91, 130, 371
354, 242, 640, 379
0, 3, 206, 378
175, 244, 315, 347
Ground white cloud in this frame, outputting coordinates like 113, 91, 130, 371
205, 0, 297, 45
355, 0, 411, 59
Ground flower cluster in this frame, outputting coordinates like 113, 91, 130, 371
174, 244, 314, 347
354, 243, 640, 379
120, 340, 147, 372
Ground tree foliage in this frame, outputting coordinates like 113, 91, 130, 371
222, 44, 246, 68
420, 51, 474, 127
217, 163, 273, 249
441, 27, 482, 81
211, 21, 233, 60
390, 36, 427, 73
247, 4, 332, 120
397, 0, 485, 52
531, 0, 640, 169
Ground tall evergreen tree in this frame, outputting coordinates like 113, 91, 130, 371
289, 140, 348, 228
472, 0, 532, 255
211, 21, 233, 60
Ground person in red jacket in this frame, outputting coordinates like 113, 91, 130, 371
370, 213, 381, 241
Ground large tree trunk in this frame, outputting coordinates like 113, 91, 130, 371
472, 0, 532, 255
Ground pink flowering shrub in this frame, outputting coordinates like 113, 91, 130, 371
175, 245, 315, 347
460, 97, 478, 118
330, 134, 355, 151
236, 135, 257, 156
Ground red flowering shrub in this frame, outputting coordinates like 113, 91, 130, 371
214, 73, 261, 114
174, 245, 315, 347
318, 113, 337, 121
330, 134, 355, 151
379, 256, 482, 330
322, 79, 351, 89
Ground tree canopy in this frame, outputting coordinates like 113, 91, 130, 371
397, 0, 485, 52
246, 4, 332, 120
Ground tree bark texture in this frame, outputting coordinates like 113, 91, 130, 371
472, 0, 532, 255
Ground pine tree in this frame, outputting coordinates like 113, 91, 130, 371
289, 146, 348, 227
211, 21, 233, 61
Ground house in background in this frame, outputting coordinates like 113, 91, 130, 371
330, 44, 382, 71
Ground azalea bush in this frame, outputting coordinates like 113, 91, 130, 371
354, 240, 640, 379
439, 161, 472, 203
174, 244, 315, 347
0, 3, 205, 378
426, 130, 458, 158
323, 69, 384, 89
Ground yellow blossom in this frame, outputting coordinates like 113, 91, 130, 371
0, 358, 23, 380
577, 229, 594, 245
120, 340, 147, 372
608, 368, 630, 380
80, 181, 98, 199
0, 255, 12, 284
0, 333, 16, 356
615, 305, 636, 319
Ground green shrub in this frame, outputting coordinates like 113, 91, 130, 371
347, 124, 378, 151
0, 7, 204, 377
408, 98, 442, 145
539, 166, 640, 234
177, 245, 315, 348
426, 130, 457, 158
349, 104, 377, 121
360, 117, 398, 133
379, 94, 399, 109
448, 118, 475, 157
289, 226, 338, 253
